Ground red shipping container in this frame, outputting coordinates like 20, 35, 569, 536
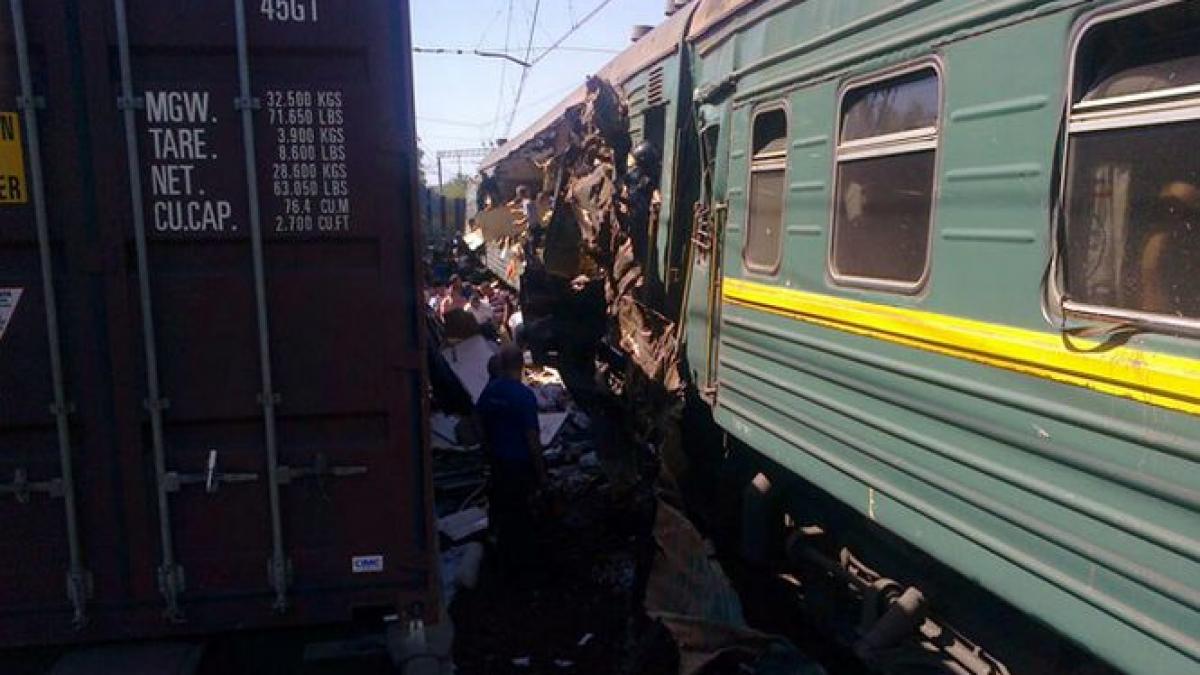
0, 0, 434, 646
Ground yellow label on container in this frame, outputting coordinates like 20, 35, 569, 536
0, 112, 28, 205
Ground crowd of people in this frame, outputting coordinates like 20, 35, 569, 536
426, 274, 522, 344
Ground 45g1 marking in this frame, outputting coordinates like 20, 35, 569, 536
260, 0, 318, 23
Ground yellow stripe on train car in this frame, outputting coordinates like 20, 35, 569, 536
722, 278, 1200, 416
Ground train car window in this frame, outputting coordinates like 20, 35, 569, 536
841, 70, 939, 142
1064, 2, 1200, 322
745, 108, 787, 273
831, 68, 940, 287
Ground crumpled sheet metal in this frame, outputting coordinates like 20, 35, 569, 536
646, 500, 826, 675
518, 75, 822, 675
553, 76, 685, 398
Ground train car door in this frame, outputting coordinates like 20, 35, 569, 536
684, 103, 730, 401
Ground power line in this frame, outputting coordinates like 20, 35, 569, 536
503, 0, 542, 137
417, 44, 620, 55
418, 116, 493, 129
531, 0, 616, 65
519, 0, 555, 44
413, 47, 530, 67
490, 0, 517, 141
473, 1, 507, 50
418, 79, 583, 137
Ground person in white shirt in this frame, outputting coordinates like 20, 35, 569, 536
467, 292, 494, 326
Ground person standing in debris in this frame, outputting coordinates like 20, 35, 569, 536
476, 344, 545, 579
515, 185, 538, 226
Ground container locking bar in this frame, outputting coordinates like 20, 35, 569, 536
10, 0, 91, 629
0, 468, 64, 503
163, 450, 260, 494
113, 0, 184, 622
276, 452, 368, 486
233, 0, 290, 613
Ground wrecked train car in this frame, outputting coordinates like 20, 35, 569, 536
482, 1, 1200, 674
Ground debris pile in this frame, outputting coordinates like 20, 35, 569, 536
424, 71, 824, 674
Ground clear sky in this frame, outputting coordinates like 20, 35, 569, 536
411, 0, 670, 183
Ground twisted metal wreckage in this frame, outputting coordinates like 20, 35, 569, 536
513, 75, 686, 465
475, 77, 823, 674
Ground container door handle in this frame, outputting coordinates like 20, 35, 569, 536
162, 450, 261, 494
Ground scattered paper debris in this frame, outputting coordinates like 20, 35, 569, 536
539, 411, 570, 447
429, 413, 462, 450
441, 335, 497, 403
437, 507, 488, 543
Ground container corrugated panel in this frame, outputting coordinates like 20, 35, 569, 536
0, 0, 433, 646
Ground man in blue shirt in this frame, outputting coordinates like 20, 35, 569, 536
476, 345, 545, 577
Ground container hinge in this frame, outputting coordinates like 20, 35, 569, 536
163, 450, 260, 494
117, 94, 145, 110
1, 468, 65, 504
143, 396, 171, 412
16, 94, 45, 110
156, 563, 186, 622
234, 95, 261, 111
276, 452, 368, 486
267, 556, 293, 611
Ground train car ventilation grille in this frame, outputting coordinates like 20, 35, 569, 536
648, 66, 666, 107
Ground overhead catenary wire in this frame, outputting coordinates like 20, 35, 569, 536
490, 0, 516, 141
530, 0, 616, 65
416, 44, 620, 55
413, 47, 530, 68
473, 2, 507, 50
503, 0, 542, 138
422, 80, 584, 130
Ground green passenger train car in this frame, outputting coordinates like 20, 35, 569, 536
481, 1, 1200, 672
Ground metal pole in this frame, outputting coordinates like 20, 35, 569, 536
112, 0, 183, 621
232, 0, 289, 612
440, 194, 448, 239
436, 154, 446, 237
10, 0, 89, 628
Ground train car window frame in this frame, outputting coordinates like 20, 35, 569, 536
828, 61, 943, 293
1057, 0, 1200, 335
742, 102, 789, 276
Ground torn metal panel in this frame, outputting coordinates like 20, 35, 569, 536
514, 75, 686, 431
646, 499, 825, 675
